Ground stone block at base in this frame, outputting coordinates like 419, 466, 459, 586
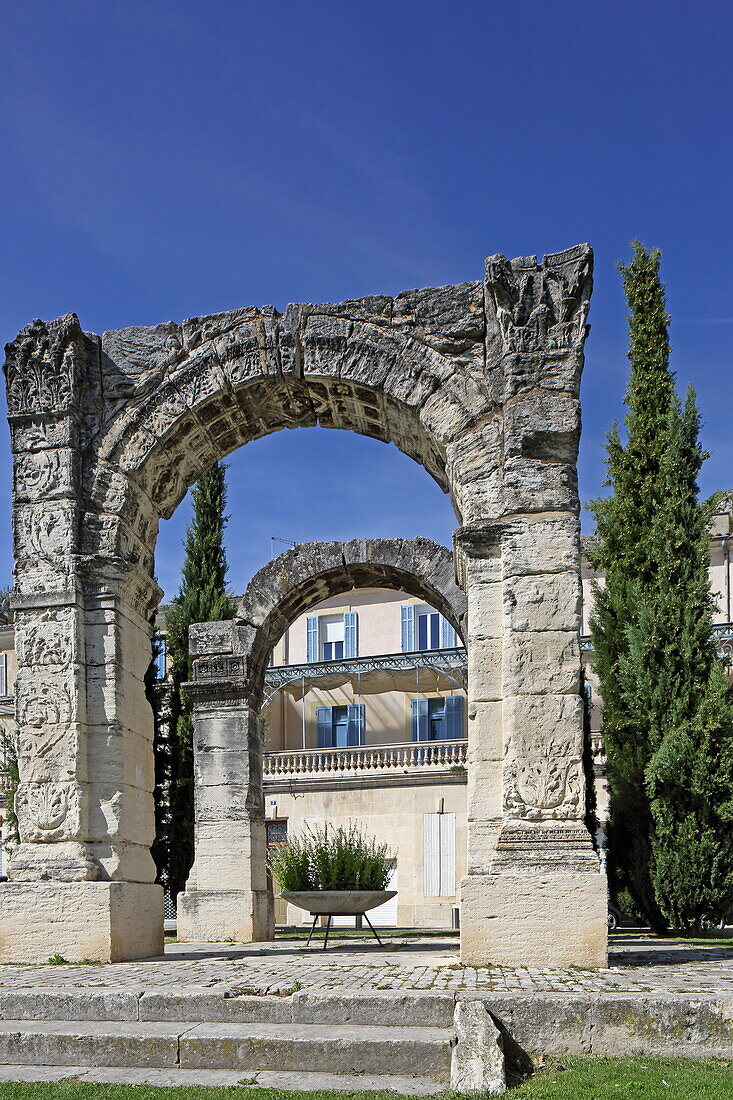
460, 872, 608, 968
0, 882, 164, 963
177, 888, 274, 943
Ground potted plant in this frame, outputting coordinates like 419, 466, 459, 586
269, 823, 396, 946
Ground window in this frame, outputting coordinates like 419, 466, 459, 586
153, 636, 166, 680
424, 813, 456, 897
321, 615, 344, 661
316, 703, 365, 747
411, 695, 464, 741
266, 821, 288, 847
307, 612, 358, 662
0, 654, 7, 698
401, 605, 456, 652
418, 609, 440, 651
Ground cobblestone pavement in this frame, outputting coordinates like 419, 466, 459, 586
0, 934, 732, 999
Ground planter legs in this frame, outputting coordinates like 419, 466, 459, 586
363, 914, 383, 946
306, 915, 319, 947
305, 912, 384, 948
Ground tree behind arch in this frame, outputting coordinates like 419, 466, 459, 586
591, 242, 733, 930
155, 462, 235, 903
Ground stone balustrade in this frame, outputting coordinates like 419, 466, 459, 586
263, 739, 467, 782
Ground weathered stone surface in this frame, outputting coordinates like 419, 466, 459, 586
460, 871, 607, 968
3, 246, 600, 967
451, 999, 506, 1094
0, 882, 163, 964
179, 1021, 452, 1077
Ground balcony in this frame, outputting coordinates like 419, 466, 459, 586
581, 623, 733, 662
263, 738, 468, 790
264, 647, 467, 703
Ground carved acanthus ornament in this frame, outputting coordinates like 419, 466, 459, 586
486, 245, 592, 357
4, 314, 84, 417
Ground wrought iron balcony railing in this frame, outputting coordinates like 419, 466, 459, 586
263, 738, 467, 782
581, 622, 733, 662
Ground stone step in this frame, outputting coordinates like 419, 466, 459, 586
0, 1064, 447, 1094
0, 1020, 453, 1080
0, 987, 457, 1027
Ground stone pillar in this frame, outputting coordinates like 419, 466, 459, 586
0, 316, 162, 962
177, 621, 274, 943
457, 247, 607, 967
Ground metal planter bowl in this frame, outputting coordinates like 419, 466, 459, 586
281, 890, 396, 916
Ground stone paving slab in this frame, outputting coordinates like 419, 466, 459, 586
0, 1065, 447, 1093
0, 935, 731, 999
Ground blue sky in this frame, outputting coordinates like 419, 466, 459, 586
2, 1, 732, 598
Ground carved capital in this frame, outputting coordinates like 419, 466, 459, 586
485, 244, 593, 358
4, 314, 86, 418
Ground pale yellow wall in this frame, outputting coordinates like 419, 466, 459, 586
267, 588, 466, 751
267, 682, 466, 752
272, 587, 441, 667
268, 781, 467, 928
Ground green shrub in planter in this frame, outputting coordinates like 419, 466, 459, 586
269, 823, 393, 892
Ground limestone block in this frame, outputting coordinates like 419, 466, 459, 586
0, 881, 163, 963
468, 637, 502, 701
467, 701, 503, 762
466, 820, 503, 874
467, 758, 503, 821
193, 710, 251, 753
189, 619, 239, 657
502, 695, 584, 821
503, 571, 581, 633
90, 841, 157, 886
460, 870, 607, 967
90, 781, 157, 850
463, 992, 592, 1056
504, 693, 583, 754
467, 582, 503, 643
503, 630, 580, 696
503, 392, 579, 463
503, 456, 578, 515
501, 515, 579, 579
177, 888, 274, 943
195, 784, 257, 823
194, 750, 254, 790
451, 999, 506, 1094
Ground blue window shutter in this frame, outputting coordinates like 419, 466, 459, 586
411, 698, 429, 741
440, 616, 456, 649
401, 605, 415, 652
307, 616, 319, 663
347, 703, 365, 746
316, 706, 332, 748
444, 695, 464, 740
344, 611, 358, 658
153, 635, 166, 679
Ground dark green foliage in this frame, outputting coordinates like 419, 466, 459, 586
580, 670, 598, 844
0, 727, 20, 852
269, 824, 394, 893
591, 242, 733, 930
642, 394, 733, 928
590, 243, 675, 929
153, 463, 235, 902
0, 588, 13, 625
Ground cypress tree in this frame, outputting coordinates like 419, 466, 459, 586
591, 242, 733, 930
590, 242, 675, 929
642, 393, 733, 929
159, 462, 235, 901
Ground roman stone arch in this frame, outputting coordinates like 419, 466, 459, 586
178, 536, 467, 942
2, 244, 607, 965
